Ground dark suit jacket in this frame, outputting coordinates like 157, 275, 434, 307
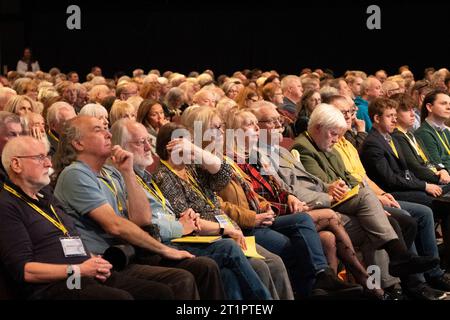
391, 128, 440, 184
359, 128, 426, 192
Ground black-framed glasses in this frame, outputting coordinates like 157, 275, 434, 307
14, 154, 51, 164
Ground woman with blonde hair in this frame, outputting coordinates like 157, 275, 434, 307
109, 100, 136, 125
222, 108, 367, 297
4, 95, 37, 116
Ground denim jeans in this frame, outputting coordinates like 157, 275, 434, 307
391, 190, 450, 270
397, 201, 444, 279
171, 238, 272, 300
252, 213, 329, 296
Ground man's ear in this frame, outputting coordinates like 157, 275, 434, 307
426, 103, 433, 114
71, 139, 84, 152
310, 124, 320, 135
9, 158, 23, 175
373, 114, 380, 125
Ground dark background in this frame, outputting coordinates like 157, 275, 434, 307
0, 0, 448, 79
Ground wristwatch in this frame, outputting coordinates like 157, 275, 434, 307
219, 227, 225, 236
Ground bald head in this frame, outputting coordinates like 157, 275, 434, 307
2, 136, 49, 176
361, 77, 383, 101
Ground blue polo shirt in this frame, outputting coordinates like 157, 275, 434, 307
54, 161, 128, 254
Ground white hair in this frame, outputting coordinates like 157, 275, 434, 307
46, 101, 75, 126
79, 103, 108, 118
308, 103, 347, 132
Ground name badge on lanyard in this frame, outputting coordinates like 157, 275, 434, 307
215, 214, 233, 228
60, 237, 87, 257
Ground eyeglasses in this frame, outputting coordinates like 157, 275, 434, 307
341, 110, 355, 116
259, 117, 282, 126
129, 137, 152, 147
14, 154, 51, 164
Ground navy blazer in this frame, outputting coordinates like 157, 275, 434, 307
359, 128, 426, 192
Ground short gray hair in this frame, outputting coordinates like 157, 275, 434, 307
79, 103, 108, 118
46, 101, 75, 126
0, 111, 22, 131
280, 75, 300, 92
308, 103, 347, 132
110, 118, 133, 148
249, 100, 277, 120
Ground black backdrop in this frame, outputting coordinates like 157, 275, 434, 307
0, 0, 449, 79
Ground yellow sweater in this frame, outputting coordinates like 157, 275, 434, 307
333, 137, 366, 183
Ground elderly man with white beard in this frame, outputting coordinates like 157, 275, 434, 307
109, 118, 273, 300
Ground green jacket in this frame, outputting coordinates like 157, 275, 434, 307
415, 120, 450, 171
292, 132, 359, 187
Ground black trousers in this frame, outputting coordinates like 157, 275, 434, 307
34, 271, 174, 300
137, 254, 226, 300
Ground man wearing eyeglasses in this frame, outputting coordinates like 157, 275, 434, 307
0, 111, 23, 183
0, 136, 178, 299
52, 116, 223, 300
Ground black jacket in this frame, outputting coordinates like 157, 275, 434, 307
360, 128, 426, 192
391, 128, 440, 184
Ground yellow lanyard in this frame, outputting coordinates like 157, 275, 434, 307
4, 184, 69, 236
399, 129, 430, 164
160, 160, 216, 209
388, 139, 399, 158
47, 130, 60, 143
223, 156, 247, 181
434, 128, 450, 155
135, 174, 167, 214
99, 169, 123, 212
